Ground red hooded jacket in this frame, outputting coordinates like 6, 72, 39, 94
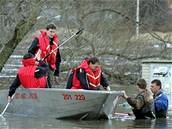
18, 58, 47, 88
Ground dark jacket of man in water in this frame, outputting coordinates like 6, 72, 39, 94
122, 79, 155, 119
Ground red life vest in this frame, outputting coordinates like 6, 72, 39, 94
72, 60, 101, 90
71, 68, 81, 89
18, 58, 47, 88
35, 30, 59, 70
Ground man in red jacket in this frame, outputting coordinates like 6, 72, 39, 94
28, 23, 61, 87
8, 53, 49, 101
66, 57, 111, 91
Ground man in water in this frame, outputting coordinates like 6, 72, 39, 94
122, 79, 155, 119
150, 79, 168, 118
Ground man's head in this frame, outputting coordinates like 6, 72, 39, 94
136, 78, 147, 90
46, 23, 56, 38
88, 57, 100, 71
150, 79, 162, 94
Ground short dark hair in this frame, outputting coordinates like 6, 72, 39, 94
46, 23, 56, 30
23, 53, 34, 59
136, 78, 147, 89
151, 79, 162, 89
88, 57, 99, 64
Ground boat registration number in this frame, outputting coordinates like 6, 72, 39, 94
63, 93, 85, 101
15, 92, 38, 99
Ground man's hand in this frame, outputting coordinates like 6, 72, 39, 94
106, 86, 111, 91
121, 90, 128, 99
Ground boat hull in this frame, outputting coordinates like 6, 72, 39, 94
0, 88, 122, 119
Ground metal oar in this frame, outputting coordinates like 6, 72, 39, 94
0, 93, 15, 117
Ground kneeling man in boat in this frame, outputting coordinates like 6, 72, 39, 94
8, 53, 49, 101
66, 57, 111, 91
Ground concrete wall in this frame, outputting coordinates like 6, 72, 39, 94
142, 60, 172, 111
141, 63, 150, 84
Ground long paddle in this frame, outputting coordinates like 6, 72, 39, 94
0, 93, 15, 117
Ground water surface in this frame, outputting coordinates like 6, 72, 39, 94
0, 115, 171, 129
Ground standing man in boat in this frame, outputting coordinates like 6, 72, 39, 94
150, 79, 168, 118
28, 23, 61, 87
122, 78, 155, 119
66, 57, 111, 91
8, 53, 49, 101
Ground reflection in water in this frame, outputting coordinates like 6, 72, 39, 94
0, 117, 8, 129
127, 119, 169, 129
0, 114, 171, 129
154, 119, 168, 129
129, 119, 154, 128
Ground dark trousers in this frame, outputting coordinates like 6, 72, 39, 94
47, 69, 54, 88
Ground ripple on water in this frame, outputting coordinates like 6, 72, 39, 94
0, 115, 171, 129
